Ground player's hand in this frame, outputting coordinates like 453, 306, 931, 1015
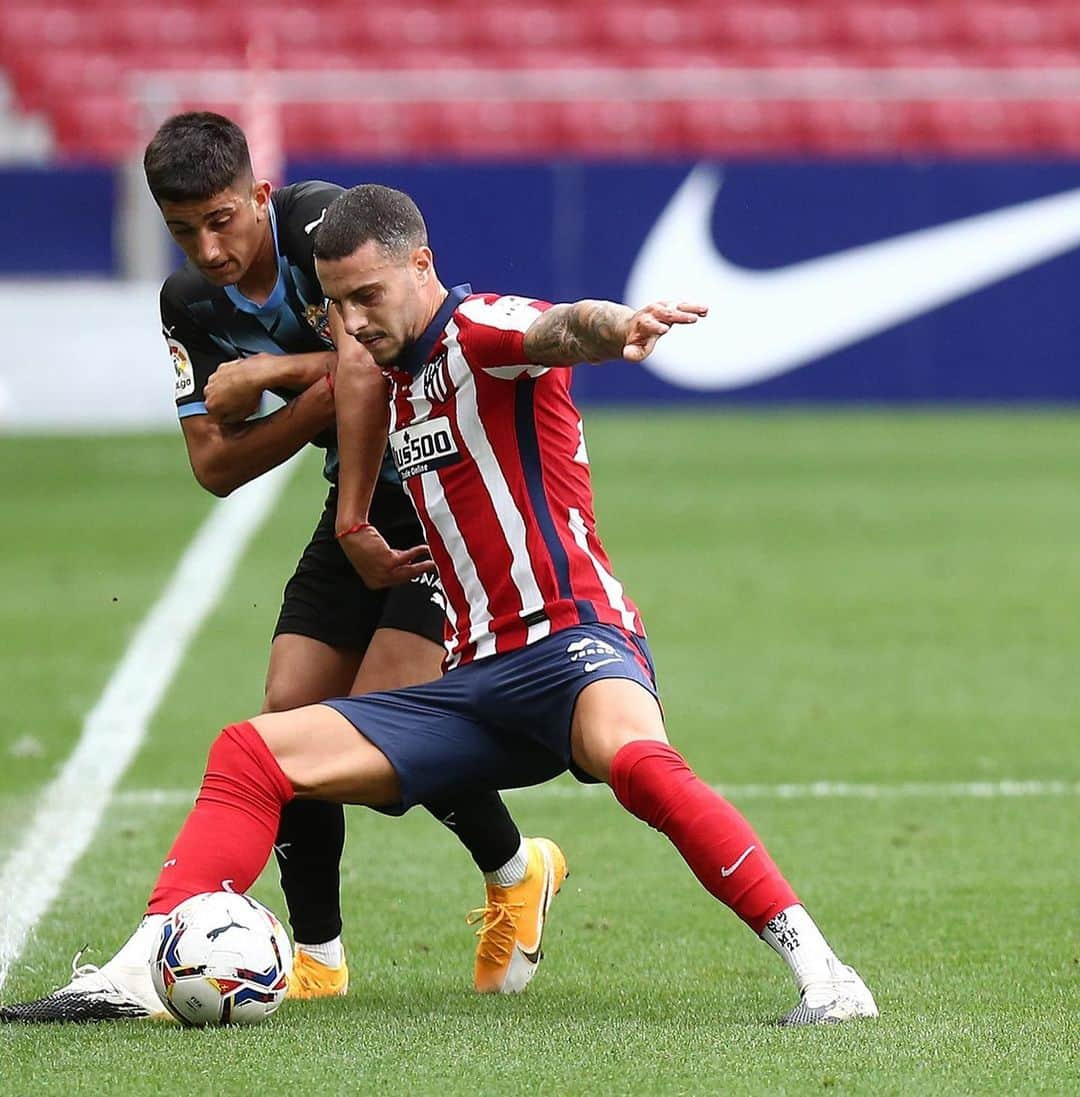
205, 357, 268, 423
622, 301, 708, 363
337, 524, 437, 589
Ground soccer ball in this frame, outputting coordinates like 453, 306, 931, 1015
150, 891, 292, 1026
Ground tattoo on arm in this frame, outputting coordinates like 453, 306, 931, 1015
524, 300, 635, 365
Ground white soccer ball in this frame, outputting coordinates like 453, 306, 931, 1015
150, 891, 292, 1027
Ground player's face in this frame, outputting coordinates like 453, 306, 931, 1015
160, 179, 272, 286
317, 241, 435, 366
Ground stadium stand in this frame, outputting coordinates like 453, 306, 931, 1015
1, 1, 1079, 159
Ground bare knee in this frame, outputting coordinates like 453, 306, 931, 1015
262, 678, 305, 714
570, 678, 668, 783
251, 707, 402, 807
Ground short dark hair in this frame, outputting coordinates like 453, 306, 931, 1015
143, 111, 253, 205
313, 184, 428, 262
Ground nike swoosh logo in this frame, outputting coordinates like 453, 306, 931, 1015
626, 167, 1080, 390
719, 844, 755, 878
304, 208, 328, 235
583, 657, 621, 672
519, 872, 553, 966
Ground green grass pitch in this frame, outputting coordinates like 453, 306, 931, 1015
0, 412, 1076, 1094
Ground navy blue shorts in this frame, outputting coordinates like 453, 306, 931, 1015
323, 624, 659, 812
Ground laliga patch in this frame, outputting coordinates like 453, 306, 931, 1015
168, 337, 195, 398
304, 302, 332, 344
389, 416, 460, 480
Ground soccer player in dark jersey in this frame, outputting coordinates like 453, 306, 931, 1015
0, 183, 876, 1027
0, 114, 565, 1019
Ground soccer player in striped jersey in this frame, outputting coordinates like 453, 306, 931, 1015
0, 121, 564, 1023
1, 185, 876, 1027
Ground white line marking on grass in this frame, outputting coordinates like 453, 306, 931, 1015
113, 777, 1080, 810
0, 457, 298, 993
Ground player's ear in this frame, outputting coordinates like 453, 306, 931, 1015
251, 179, 272, 220
412, 246, 434, 285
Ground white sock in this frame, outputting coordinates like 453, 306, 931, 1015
760, 905, 839, 992
295, 936, 344, 968
483, 838, 529, 887
109, 914, 166, 969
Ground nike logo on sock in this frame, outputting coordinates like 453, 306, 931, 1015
720, 845, 755, 878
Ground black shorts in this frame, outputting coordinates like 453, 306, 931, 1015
273, 484, 447, 653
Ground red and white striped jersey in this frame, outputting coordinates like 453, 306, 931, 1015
384, 284, 645, 668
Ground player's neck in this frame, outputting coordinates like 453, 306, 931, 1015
391, 281, 449, 368
420, 281, 448, 332
235, 222, 279, 305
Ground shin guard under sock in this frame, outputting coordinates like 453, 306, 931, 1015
610, 740, 798, 933
147, 721, 294, 915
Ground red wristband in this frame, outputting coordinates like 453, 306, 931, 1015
335, 521, 370, 539
324, 371, 335, 394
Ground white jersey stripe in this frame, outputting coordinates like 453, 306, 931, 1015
568, 506, 638, 631
419, 467, 497, 662
445, 320, 550, 640
402, 376, 495, 662
456, 293, 543, 334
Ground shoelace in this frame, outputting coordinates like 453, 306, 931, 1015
69, 945, 102, 985
465, 901, 524, 966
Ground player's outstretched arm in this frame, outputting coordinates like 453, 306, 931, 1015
204, 350, 335, 424
181, 377, 335, 497
523, 299, 708, 366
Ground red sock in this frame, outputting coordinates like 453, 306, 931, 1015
610, 740, 798, 934
146, 722, 295, 915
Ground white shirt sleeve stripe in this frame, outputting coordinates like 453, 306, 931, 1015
456, 294, 544, 335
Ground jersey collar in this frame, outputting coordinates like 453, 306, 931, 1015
224, 201, 288, 314
394, 283, 471, 377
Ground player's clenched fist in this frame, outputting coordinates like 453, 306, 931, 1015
204, 355, 268, 422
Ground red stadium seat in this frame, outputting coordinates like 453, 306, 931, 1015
425, 99, 564, 157
294, 100, 445, 157
681, 98, 809, 155
582, 5, 700, 52
6, 0, 1080, 159
1039, 99, 1080, 153
51, 93, 139, 159
465, 4, 591, 53
924, 98, 1041, 153
955, 3, 1064, 48
703, 4, 835, 50
557, 99, 687, 156
802, 98, 937, 155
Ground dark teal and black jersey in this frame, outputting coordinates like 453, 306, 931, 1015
160, 180, 351, 482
